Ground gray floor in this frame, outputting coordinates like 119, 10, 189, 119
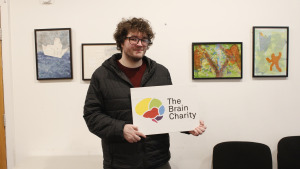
14, 155, 102, 169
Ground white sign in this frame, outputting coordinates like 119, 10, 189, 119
131, 85, 201, 135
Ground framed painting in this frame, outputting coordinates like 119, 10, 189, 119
192, 42, 243, 79
253, 27, 289, 77
34, 28, 73, 80
82, 43, 118, 80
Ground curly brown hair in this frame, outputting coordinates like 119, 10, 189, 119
113, 17, 155, 51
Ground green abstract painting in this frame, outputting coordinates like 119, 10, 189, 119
253, 27, 289, 77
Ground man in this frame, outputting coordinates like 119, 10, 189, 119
84, 17, 206, 169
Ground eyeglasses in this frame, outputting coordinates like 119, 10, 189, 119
126, 37, 151, 46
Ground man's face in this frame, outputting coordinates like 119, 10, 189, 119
121, 31, 149, 62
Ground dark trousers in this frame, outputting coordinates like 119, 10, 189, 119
105, 162, 171, 169
155, 162, 171, 169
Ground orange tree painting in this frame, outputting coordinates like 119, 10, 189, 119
192, 42, 242, 79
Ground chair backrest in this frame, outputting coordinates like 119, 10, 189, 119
277, 136, 300, 169
213, 141, 272, 169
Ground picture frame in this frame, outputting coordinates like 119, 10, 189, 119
82, 43, 119, 80
253, 26, 289, 77
34, 28, 73, 80
192, 42, 243, 79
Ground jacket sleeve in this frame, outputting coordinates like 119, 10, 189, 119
83, 74, 126, 141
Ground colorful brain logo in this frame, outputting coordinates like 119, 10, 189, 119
135, 98, 165, 123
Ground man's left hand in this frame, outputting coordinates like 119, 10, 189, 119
189, 120, 207, 136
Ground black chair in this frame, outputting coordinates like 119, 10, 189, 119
277, 136, 300, 169
213, 141, 272, 169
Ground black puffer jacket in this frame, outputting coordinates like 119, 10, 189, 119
84, 53, 172, 169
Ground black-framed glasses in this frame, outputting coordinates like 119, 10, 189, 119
126, 37, 151, 46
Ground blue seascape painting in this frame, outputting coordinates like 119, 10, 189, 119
35, 28, 72, 80
37, 51, 72, 79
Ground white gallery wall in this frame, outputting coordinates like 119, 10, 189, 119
1, 0, 300, 169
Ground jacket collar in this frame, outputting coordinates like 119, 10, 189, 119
102, 53, 157, 87
104, 53, 156, 72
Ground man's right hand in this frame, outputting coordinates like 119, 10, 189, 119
123, 124, 146, 143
